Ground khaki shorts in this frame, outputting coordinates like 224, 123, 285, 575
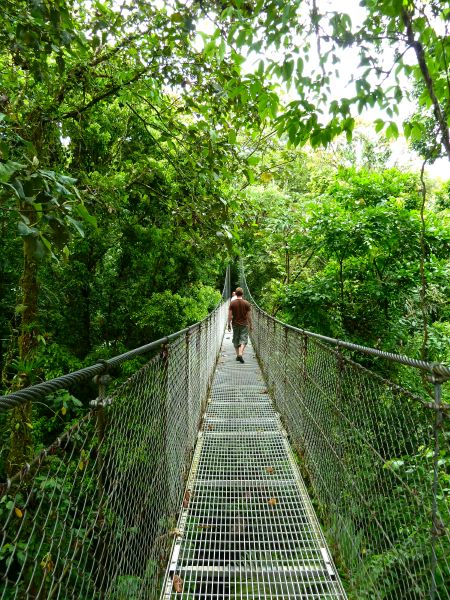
232, 324, 248, 348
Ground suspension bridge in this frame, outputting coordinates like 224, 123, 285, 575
0, 269, 449, 599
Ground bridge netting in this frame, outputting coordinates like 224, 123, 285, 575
0, 267, 449, 599
0, 277, 230, 600
241, 272, 450, 600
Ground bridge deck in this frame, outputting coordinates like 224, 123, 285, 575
162, 333, 347, 599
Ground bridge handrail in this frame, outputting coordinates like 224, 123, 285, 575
241, 268, 450, 381
0, 268, 231, 412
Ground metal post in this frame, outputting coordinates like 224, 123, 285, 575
283, 327, 289, 418
93, 370, 111, 439
430, 377, 443, 600
301, 334, 308, 383
160, 341, 177, 511
92, 363, 112, 488
334, 344, 345, 519
92, 365, 111, 599
185, 329, 194, 454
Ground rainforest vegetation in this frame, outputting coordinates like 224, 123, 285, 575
0, 0, 449, 597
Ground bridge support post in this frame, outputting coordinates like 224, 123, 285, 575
331, 344, 345, 535
429, 376, 445, 600
283, 327, 289, 406
92, 365, 112, 504
92, 365, 112, 598
185, 329, 194, 457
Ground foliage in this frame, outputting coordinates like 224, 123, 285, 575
134, 285, 221, 341
194, 0, 450, 158
0, 1, 449, 598
243, 144, 450, 365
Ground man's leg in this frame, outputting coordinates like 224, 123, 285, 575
232, 326, 241, 358
236, 327, 248, 362
239, 327, 248, 357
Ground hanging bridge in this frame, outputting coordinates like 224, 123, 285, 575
0, 268, 449, 599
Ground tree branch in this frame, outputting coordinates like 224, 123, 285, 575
312, 0, 325, 78
271, 247, 318, 317
401, 7, 450, 160
244, 128, 278, 160
60, 68, 149, 120
125, 102, 184, 177
134, 93, 189, 149
90, 30, 150, 68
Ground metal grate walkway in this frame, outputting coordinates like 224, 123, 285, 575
162, 333, 347, 599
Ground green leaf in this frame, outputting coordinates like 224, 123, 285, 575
246, 168, 255, 183
66, 216, 85, 237
27, 238, 47, 260
74, 203, 97, 227
0, 161, 24, 183
228, 130, 237, 144
281, 59, 294, 81
374, 118, 385, 133
385, 122, 399, 140
18, 222, 38, 237
40, 235, 53, 254
231, 50, 246, 66
58, 175, 77, 186
218, 39, 226, 63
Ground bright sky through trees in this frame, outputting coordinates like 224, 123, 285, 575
195, 0, 448, 178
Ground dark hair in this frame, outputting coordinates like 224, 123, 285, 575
235, 287, 244, 296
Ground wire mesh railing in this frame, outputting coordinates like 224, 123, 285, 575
0, 270, 230, 600
241, 269, 449, 600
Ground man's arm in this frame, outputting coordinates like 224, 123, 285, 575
247, 306, 253, 331
228, 307, 233, 331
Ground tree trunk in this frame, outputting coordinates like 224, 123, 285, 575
402, 8, 450, 160
285, 244, 290, 284
6, 233, 39, 475
339, 258, 344, 315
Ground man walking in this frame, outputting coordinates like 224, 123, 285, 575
227, 287, 252, 363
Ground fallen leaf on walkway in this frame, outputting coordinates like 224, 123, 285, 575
268, 497, 277, 506
183, 490, 191, 508
173, 575, 183, 593
265, 467, 275, 474
170, 528, 182, 537
207, 424, 214, 430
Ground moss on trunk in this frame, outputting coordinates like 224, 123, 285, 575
6, 233, 39, 476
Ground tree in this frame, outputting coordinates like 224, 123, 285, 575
201, 0, 450, 158
242, 143, 450, 363
1, 0, 278, 473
